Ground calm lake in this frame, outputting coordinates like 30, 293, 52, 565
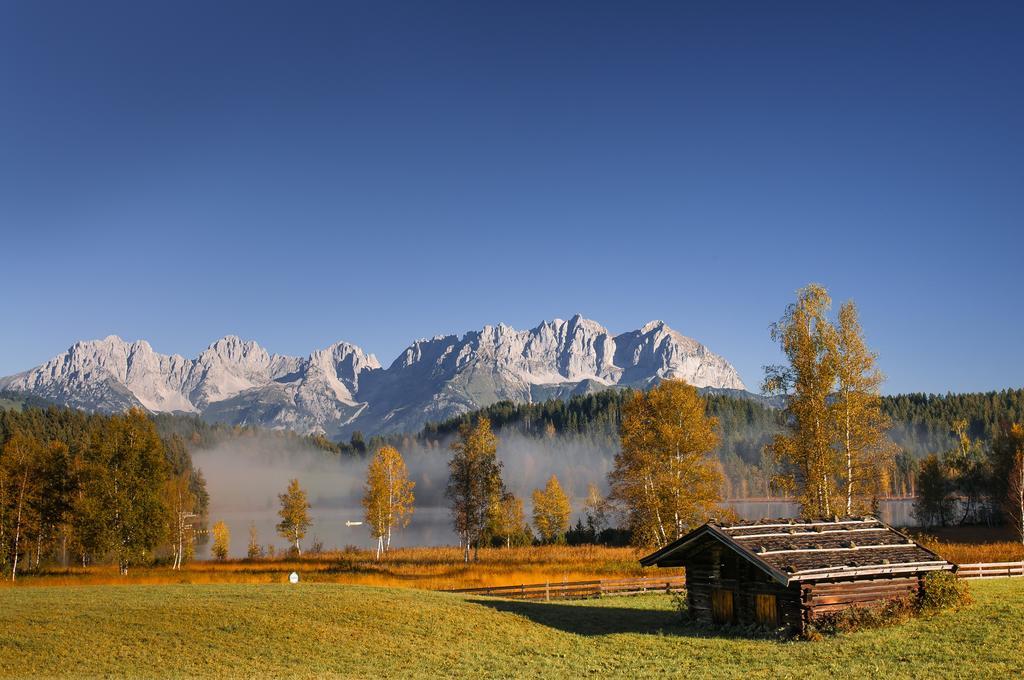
197, 499, 922, 559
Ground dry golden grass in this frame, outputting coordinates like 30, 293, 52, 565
913, 535, 1024, 565
1, 545, 661, 590
10, 534, 1020, 590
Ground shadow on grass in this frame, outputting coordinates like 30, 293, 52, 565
468, 598, 778, 639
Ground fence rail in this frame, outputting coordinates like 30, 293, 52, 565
446, 575, 686, 600
956, 561, 1024, 579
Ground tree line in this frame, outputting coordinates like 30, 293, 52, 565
0, 407, 208, 579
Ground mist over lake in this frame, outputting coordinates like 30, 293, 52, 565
192, 436, 922, 558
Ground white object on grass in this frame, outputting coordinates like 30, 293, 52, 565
289, 572, 299, 584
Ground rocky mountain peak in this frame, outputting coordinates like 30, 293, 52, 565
2, 317, 747, 437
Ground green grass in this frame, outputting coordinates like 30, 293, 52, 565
1, 579, 1021, 678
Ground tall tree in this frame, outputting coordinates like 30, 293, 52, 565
1, 431, 43, 580
1001, 424, 1024, 544
832, 300, 897, 514
609, 379, 722, 547
84, 410, 170, 575
276, 478, 312, 555
362, 446, 416, 559
446, 417, 503, 562
532, 474, 571, 544
764, 284, 841, 518
166, 471, 198, 570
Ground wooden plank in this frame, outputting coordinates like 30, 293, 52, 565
755, 593, 779, 626
957, 561, 1024, 569
711, 589, 735, 624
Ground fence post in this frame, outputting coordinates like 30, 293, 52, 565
545, 582, 549, 602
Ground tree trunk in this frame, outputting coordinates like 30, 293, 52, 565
845, 401, 853, 515
11, 473, 27, 581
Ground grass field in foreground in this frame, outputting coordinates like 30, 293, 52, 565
1, 579, 1022, 678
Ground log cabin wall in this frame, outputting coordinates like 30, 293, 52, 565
683, 538, 802, 632
800, 575, 922, 622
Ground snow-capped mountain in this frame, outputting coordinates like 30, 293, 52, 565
0, 316, 745, 437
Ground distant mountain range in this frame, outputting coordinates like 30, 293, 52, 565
0, 315, 746, 437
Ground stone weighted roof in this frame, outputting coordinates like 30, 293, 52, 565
640, 516, 956, 585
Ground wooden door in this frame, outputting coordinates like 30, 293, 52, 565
711, 589, 734, 624
755, 593, 779, 626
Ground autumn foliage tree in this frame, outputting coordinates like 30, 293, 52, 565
446, 417, 503, 562
1, 431, 43, 580
86, 409, 170, 575
531, 474, 571, 544
609, 379, 722, 548
832, 300, 897, 514
211, 520, 230, 560
166, 470, 198, 569
362, 446, 415, 559
277, 478, 312, 556
765, 284, 896, 518
1000, 424, 1024, 543
485, 490, 529, 548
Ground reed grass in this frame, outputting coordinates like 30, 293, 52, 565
1, 545, 655, 590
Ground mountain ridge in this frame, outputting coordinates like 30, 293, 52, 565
0, 315, 745, 437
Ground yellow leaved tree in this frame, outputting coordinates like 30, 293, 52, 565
531, 474, 571, 544
609, 379, 722, 548
362, 446, 416, 559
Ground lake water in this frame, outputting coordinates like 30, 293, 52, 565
198, 499, 922, 559
191, 432, 925, 558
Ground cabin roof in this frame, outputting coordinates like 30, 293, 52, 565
639, 516, 956, 586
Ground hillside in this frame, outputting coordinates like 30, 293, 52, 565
0, 581, 1020, 678
400, 388, 1024, 499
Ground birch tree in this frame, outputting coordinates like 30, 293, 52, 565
362, 446, 415, 559
609, 380, 722, 548
832, 300, 896, 514
247, 522, 263, 559
446, 417, 503, 562
1, 431, 42, 581
1003, 424, 1024, 544
276, 478, 312, 555
764, 284, 841, 518
166, 471, 197, 569
485, 490, 527, 548
90, 410, 170, 575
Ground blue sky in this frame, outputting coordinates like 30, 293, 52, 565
1, 1, 1021, 394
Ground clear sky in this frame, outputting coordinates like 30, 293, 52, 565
1, 1, 1021, 394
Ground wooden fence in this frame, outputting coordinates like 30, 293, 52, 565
447, 575, 686, 601
446, 562, 1020, 600
956, 561, 1024, 579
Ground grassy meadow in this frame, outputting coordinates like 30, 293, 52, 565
1, 578, 1021, 678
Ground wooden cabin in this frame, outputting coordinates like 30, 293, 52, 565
640, 516, 956, 634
